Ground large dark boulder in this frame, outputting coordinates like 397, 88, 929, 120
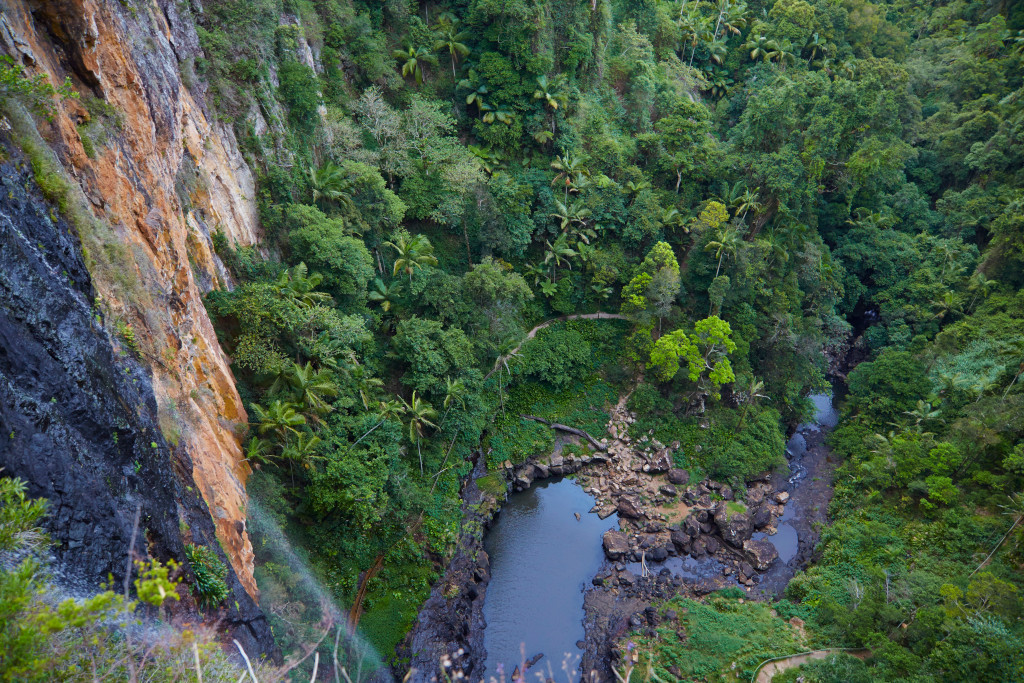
648, 449, 672, 473
616, 495, 643, 519
667, 468, 690, 486
683, 515, 700, 537
750, 505, 772, 529
743, 539, 779, 571
670, 528, 691, 551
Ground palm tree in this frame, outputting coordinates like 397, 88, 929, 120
275, 263, 332, 308
349, 364, 383, 410
659, 207, 690, 234
272, 361, 339, 420
680, 10, 714, 66
903, 400, 941, 434
931, 291, 963, 322
401, 391, 438, 475
704, 225, 742, 277
377, 398, 406, 422
550, 198, 591, 237
967, 271, 999, 312
467, 145, 505, 176
244, 437, 273, 466
479, 102, 514, 125
440, 376, 467, 426
393, 45, 437, 85
733, 188, 762, 221
250, 400, 306, 443
734, 378, 767, 433
281, 432, 322, 471
717, 0, 748, 39
768, 39, 797, 68
544, 233, 577, 280
308, 163, 354, 211
386, 233, 438, 283
744, 34, 777, 62
550, 152, 589, 204
459, 79, 488, 110
433, 17, 470, 78
706, 70, 733, 99
533, 74, 568, 111
804, 32, 827, 65
368, 277, 401, 313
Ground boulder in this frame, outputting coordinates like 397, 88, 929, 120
746, 487, 765, 506
602, 530, 630, 560
667, 468, 690, 486
743, 539, 779, 571
533, 463, 550, 479
648, 545, 669, 562
659, 483, 678, 497
619, 570, 637, 586
750, 505, 772, 529
648, 449, 673, 473
704, 536, 720, 555
719, 485, 734, 501
683, 516, 700, 537
716, 511, 752, 548
691, 537, 707, 557
670, 528, 691, 551
616, 495, 643, 519
775, 491, 791, 504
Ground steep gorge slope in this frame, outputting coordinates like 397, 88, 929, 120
0, 0, 261, 596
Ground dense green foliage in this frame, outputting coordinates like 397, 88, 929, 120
153, 0, 1024, 675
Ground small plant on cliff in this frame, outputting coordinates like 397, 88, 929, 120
0, 56, 76, 121
183, 543, 230, 610
114, 318, 140, 355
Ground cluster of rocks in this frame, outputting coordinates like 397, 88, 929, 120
503, 449, 610, 491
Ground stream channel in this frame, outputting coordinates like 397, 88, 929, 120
480, 393, 840, 680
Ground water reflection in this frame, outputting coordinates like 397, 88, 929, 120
482, 478, 616, 679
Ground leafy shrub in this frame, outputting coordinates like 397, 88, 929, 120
520, 326, 592, 390
183, 543, 229, 610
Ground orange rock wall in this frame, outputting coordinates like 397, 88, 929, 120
1, 0, 260, 597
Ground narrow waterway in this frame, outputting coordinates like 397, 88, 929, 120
482, 477, 617, 679
753, 392, 840, 595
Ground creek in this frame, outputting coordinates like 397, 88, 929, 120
482, 477, 617, 679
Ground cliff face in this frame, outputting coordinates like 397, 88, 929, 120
0, 0, 260, 597
0, 150, 275, 656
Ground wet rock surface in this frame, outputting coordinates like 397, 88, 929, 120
0, 153, 276, 658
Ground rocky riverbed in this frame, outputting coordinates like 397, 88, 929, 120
400, 389, 839, 682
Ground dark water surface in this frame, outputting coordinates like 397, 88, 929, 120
482, 478, 616, 679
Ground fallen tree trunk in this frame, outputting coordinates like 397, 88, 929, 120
521, 415, 608, 451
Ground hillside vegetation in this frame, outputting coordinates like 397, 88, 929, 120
1, 0, 1023, 680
